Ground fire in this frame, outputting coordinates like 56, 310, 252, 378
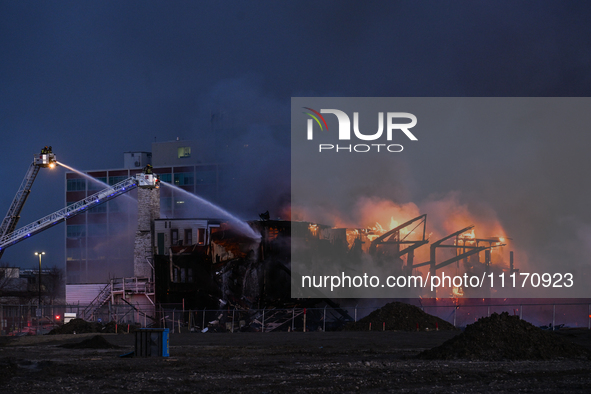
365, 216, 413, 241
295, 192, 522, 279
308, 223, 318, 237
389, 217, 397, 230
371, 222, 386, 233
452, 287, 464, 297
461, 229, 475, 239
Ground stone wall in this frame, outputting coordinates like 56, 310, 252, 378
134, 187, 160, 278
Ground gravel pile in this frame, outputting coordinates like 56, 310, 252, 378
60, 335, 120, 349
419, 312, 590, 360
344, 302, 457, 331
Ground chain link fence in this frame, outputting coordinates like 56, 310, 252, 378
0, 303, 137, 335
1, 301, 590, 335
155, 301, 591, 333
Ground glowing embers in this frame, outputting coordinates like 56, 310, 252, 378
308, 223, 318, 237
455, 229, 507, 248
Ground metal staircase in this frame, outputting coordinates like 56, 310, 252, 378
82, 277, 155, 321
82, 283, 112, 321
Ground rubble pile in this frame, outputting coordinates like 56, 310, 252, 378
419, 312, 591, 360
60, 335, 120, 349
344, 302, 456, 331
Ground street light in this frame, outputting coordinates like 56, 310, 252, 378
34, 252, 45, 307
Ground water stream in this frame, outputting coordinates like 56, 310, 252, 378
161, 182, 261, 240
58, 161, 260, 239
57, 161, 137, 202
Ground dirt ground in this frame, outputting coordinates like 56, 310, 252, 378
1, 330, 591, 393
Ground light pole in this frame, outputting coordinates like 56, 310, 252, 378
35, 252, 45, 307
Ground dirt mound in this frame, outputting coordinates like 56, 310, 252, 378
48, 319, 103, 335
48, 319, 140, 335
419, 312, 591, 360
60, 335, 120, 349
343, 302, 457, 331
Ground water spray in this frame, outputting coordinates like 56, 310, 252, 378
161, 182, 261, 240
57, 161, 137, 202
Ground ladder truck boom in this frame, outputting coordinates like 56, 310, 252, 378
0, 172, 159, 253
0, 149, 57, 258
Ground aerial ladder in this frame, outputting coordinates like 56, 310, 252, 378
0, 167, 160, 255
0, 148, 57, 259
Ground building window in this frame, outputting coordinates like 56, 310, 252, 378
157, 233, 165, 255
66, 246, 86, 260
198, 228, 205, 245
159, 173, 172, 183
174, 172, 194, 186
184, 229, 192, 245
108, 175, 128, 185
178, 147, 191, 158
67, 178, 86, 191
89, 204, 107, 214
67, 225, 86, 238
88, 223, 108, 237
171, 229, 179, 246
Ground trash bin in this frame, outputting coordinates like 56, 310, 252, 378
135, 328, 169, 357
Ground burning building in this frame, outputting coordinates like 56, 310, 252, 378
59, 141, 518, 326
153, 219, 291, 310
152, 208, 516, 310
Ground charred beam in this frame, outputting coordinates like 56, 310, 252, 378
434, 246, 489, 270
369, 214, 427, 255
435, 245, 488, 249
388, 240, 429, 260
379, 240, 429, 245
432, 225, 474, 247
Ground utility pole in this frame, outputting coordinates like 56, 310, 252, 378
34, 252, 45, 336
35, 252, 45, 306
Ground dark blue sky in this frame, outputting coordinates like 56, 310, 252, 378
1, 1, 590, 270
